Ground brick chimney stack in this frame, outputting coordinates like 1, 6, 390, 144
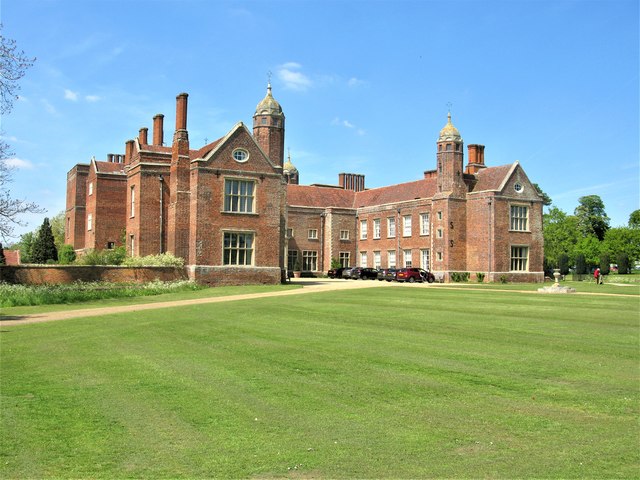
139, 127, 148, 146
339, 173, 365, 192
153, 114, 164, 146
465, 144, 487, 175
175, 93, 188, 132
125, 140, 135, 164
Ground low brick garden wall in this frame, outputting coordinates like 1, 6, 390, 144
0, 265, 188, 285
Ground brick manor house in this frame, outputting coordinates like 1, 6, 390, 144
65, 84, 544, 284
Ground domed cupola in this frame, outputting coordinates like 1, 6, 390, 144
438, 112, 462, 143
282, 151, 299, 184
253, 81, 285, 167
255, 82, 283, 117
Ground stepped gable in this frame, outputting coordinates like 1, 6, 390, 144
354, 178, 437, 207
471, 164, 513, 192
287, 184, 355, 208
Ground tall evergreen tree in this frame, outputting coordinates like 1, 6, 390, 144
0, 241, 5, 265
31, 217, 58, 264
574, 195, 610, 241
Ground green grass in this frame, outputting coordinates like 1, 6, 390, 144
0, 284, 300, 316
1, 287, 638, 478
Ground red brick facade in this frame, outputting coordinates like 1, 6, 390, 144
65, 86, 544, 284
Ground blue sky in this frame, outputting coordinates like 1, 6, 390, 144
2, 0, 638, 240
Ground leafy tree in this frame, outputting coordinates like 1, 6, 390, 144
574, 195, 610, 241
31, 218, 58, 264
558, 254, 570, 275
543, 206, 579, 267
572, 235, 600, 267
58, 244, 76, 264
330, 257, 342, 269
617, 253, 630, 274
629, 209, 640, 229
602, 227, 640, 265
533, 183, 552, 206
49, 211, 66, 252
0, 241, 5, 265
599, 254, 610, 276
575, 254, 587, 275
17, 230, 34, 263
0, 25, 40, 240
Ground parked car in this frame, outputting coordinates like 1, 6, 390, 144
328, 267, 346, 278
341, 267, 355, 279
378, 268, 399, 282
349, 267, 379, 280
396, 267, 435, 283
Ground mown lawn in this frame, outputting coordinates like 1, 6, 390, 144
1, 287, 638, 478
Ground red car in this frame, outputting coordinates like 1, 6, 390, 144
396, 268, 435, 283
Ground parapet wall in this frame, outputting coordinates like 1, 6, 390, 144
0, 265, 188, 285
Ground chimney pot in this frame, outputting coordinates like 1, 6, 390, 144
153, 114, 164, 146
139, 127, 148, 146
175, 93, 188, 131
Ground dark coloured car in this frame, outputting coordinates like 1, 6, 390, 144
350, 267, 379, 280
378, 268, 398, 282
396, 267, 435, 283
328, 267, 346, 278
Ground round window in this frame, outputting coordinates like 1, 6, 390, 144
232, 149, 249, 162
514, 182, 524, 193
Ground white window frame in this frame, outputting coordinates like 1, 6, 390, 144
420, 213, 430, 236
373, 218, 381, 239
437, 211, 443, 221
360, 219, 368, 240
224, 179, 255, 213
373, 251, 381, 269
387, 217, 396, 238
436, 251, 443, 262
130, 186, 135, 218
403, 249, 412, 267
339, 251, 350, 267
420, 249, 430, 270
510, 205, 529, 232
360, 251, 368, 267
87, 213, 93, 231
510, 245, 529, 271
388, 250, 396, 268
403, 215, 412, 237
340, 230, 350, 240
88, 182, 93, 196
223, 231, 255, 266
308, 229, 318, 240
303, 250, 318, 271
437, 228, 443, 239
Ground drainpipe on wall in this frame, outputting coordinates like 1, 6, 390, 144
488, 198, 492, 281
320, 212, 326, 273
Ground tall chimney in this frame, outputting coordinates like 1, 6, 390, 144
175, 93, 188, 131
139, 127, 148, 146
153, 114, 164, 146
125, 140, 135, 164
467, 144, 478, 165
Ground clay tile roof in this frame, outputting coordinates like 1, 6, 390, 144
472, 164, 513, 192
190, 138, 223, 160
3, 249, 20, 265
95, 161, 126, 174
287, 184, 355, 208
141, 144, 172, 155
354, 178, 437, 207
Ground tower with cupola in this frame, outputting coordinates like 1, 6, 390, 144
253, 82, 285, 167
436, 112, 466, 198
283, 151, 299, 184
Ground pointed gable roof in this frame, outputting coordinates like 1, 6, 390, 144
354, 178, 437, 207
471, 163, 514, 192
92, 158, 126, 175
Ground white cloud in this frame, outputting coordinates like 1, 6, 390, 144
347, 77, 365, 87
64, 89, 79, 101
85, 95, 101, 102
277, 63, 312, 91
331, 117, 365, 136
4, 157, 35, 170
